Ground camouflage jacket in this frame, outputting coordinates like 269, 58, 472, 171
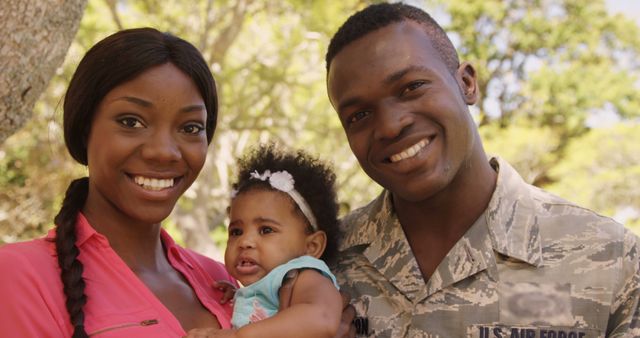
334, 157, 639, 338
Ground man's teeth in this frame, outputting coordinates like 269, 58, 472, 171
133, 176, 174, 191
390, 139, 429, 163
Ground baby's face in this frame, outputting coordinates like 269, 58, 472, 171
225, 189, 312, 286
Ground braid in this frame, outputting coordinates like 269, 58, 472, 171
54, 177, 89, 338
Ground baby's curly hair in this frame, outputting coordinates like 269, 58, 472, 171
232, 143, 339, 265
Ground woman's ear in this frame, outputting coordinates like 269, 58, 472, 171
305, 231, 327, 258
456, 61, 478, 105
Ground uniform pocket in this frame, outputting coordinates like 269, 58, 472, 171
499, 282, 573, 326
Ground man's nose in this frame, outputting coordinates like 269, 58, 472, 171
373, 104, 413, 141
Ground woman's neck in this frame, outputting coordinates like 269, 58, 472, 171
81, 204, 169, 273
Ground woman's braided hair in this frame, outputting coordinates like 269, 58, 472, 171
55, 28, 217, 337
54, 177, 89, 338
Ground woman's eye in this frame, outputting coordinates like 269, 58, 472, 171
118, 117, 144, 128
259, 226, 274, 235
229, 228, 242, 237
182, 123, 205, 135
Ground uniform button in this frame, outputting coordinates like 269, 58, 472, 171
353, 316, 368, 336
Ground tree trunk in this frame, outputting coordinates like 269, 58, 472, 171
0, 0, 87, 144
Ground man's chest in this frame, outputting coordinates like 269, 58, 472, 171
336, 253, 608, 338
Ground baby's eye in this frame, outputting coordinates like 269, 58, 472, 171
259, 226, 274, 235
182, 123, 205, 135
118, 117, 144, 128
228, 228, 242, 237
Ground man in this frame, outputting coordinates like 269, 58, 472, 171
326, 3, 639, 337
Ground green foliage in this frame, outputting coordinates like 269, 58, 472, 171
1, 0, 638, 244
450, 0, 639, 230
546, 123, 640, 222
448, 0, 640, 130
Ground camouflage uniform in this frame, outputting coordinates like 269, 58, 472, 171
334, 157, 640, 338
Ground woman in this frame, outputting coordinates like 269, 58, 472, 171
0, 28, 235, 337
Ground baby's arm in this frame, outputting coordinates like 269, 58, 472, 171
237, 268, 342, 338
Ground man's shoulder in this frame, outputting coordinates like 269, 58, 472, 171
493, 159, 623, 236
516, 183, 637, 269
526, 183, 624, 235
342, 196, 381, 221
494, 157, 622, 233
337, 191, 393, 251
340, 191, 388, 229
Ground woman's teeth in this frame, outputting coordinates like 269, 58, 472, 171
134, 176, 174, 191
390, 138, 429, 163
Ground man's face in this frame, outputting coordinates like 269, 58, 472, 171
327, 21, 478, 202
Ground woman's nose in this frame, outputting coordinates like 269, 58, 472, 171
140, 129, 181, 162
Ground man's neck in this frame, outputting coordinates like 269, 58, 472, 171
392, 154, 497, 281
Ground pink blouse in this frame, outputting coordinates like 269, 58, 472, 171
0, 213, 235, 337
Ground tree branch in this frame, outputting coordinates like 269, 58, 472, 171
104, 0, 123, 30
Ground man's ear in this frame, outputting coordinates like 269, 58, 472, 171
305, 231, 327, 258
456, 62, 478, 105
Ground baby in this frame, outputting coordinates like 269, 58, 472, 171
192, 144, 342, 338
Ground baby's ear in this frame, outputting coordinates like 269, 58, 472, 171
305, 231, 327, 258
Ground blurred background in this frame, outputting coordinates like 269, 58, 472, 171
1, 0, 639, 260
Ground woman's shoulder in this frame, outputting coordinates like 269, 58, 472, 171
0, 238, 69, 337
0, 237, 56, 270
0, 237, 61, 293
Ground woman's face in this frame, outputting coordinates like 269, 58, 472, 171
84, 63, 209, 227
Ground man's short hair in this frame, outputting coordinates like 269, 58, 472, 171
325, 2, 460, 75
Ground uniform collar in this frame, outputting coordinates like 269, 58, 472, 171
338, 157, 543, 267
339, 189, 495, 301
485, 157, 543, 267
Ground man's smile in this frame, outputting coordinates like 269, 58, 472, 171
389, 138, 430, 163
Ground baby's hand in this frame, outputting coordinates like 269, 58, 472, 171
213, 280, 237, 304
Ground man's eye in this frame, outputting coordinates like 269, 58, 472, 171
347, 110, 370, 125
259, 226, 274, 235
402, 81, 426, 95
183, 124, 205, 135
229, 228, 242, 236
118, 117, 144, 128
